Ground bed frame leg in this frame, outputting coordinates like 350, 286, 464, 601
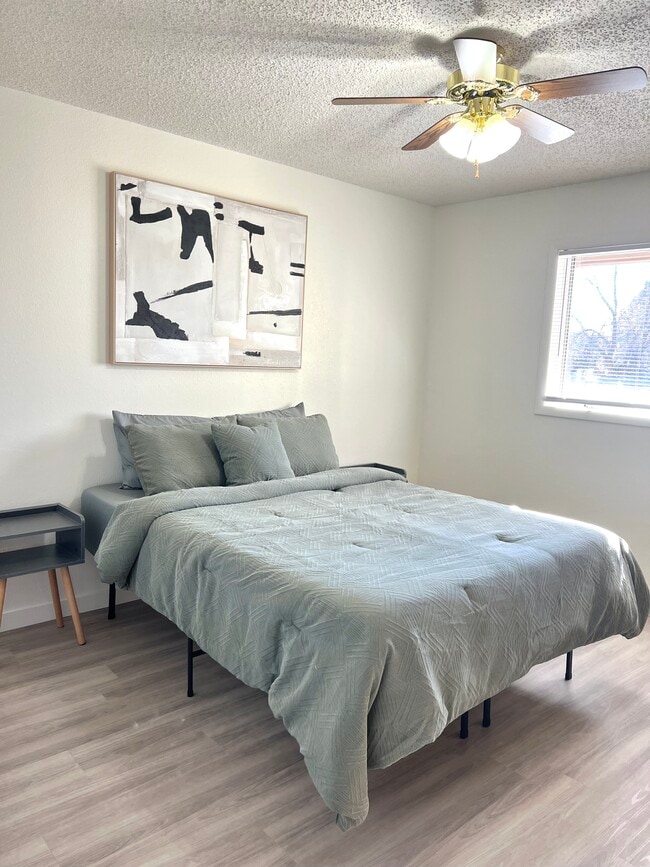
187, 637, 195, 698
108, 583, 116, 620
565, 650, 573, 681
482, 698, 492, 728
186, 636, 206, 697
459, 711, 469, 739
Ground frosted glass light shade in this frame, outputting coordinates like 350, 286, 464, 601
439, 114, 521, 163
438, 118, 475, 159
467, 115, 520, 162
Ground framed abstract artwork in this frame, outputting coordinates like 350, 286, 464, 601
110, 173, 307, 367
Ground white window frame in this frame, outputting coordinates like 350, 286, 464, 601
535, 242, 650, 428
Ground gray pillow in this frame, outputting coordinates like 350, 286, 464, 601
126, 422, 226, 496
239, 414, 339, 477
211, 422, 295, 486
113, 403, 304, 489
236, 402, 305, 425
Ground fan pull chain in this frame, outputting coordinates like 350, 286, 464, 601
474, 160, 480, 179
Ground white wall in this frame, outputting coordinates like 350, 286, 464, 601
0, 86, 434, 630
420, 172, 650, 576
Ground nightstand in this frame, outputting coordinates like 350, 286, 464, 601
0, 504, 86, 644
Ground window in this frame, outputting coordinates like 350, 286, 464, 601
539, 245, 650, 425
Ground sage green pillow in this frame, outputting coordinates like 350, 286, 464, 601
126, 422, 226, 496
114, 411, 218, 489
236, 402, 305, 425
239, 414, 339, 477
211, 422, 294, 486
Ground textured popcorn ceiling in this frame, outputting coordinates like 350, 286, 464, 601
1, 0, 648, 205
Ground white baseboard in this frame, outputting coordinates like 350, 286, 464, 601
0, 586, 137, 632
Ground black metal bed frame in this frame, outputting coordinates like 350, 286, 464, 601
187, 637, 205, 698
107, 582, 574, 738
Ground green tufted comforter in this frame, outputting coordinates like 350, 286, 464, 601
95, 467, 649, 829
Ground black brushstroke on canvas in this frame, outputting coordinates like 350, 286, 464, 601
130, 197, 173, 223
126, 291, 188, 340
177, 206, 214, 262
289, 271, 304, 277
238, 220, 265, 274
248, 308, 302, 316
244, 350, 261, 357
248, 246, 264, 274
214, 202, 224, 209
238, 220, 265, 237
290, 262, 304, 268
120, 182, 137, 191
215, 214, 225, 221
152, 281, 213, 303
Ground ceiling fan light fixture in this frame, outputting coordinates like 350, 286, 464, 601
332, 32, 648, 171
439, 112, 521, 164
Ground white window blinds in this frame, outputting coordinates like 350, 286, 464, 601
543, 246, 650, 413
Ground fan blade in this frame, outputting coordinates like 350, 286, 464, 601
508, 107, 574, 144
453, 38, 497, 83
527, 66, 647, 100
332, 96, 451, 105
402, 112, 464, 151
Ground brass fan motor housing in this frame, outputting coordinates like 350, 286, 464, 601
446, 63, 521, 102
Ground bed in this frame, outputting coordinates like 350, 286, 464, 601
81, 483, 145, 556
86, 467, 649, 830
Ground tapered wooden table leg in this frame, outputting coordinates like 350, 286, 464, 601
48, 569, 64, 628
59, 566, 86, 646
0, 578, 6, 628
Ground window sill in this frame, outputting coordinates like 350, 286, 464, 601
536, 401, 650, 428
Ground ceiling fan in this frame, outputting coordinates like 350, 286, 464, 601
332, 38, 647, 176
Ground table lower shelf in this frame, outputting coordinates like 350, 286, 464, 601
0, 544, 83, 580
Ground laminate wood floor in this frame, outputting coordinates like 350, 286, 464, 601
1, 601, 648, 867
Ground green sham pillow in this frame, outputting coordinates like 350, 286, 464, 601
126, 422, 226, 496
239, 414, 339, 477
211, 422, 295, 486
